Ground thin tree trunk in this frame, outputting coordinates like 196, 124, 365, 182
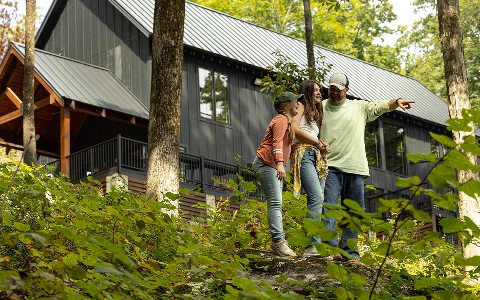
438, 0, 480, 259
303, 0, 315, 80
22, 0, 37, 165
146, 0, 185, 215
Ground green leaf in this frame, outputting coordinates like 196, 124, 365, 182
72, 219, 87, 230
446, 117, 472, 131
327, 262, 348, 281
427, 165, 457, 188
439, 218, 464, 233
430, 132, 456, 148
373, 241, 392, 256
63, 253, 78, 267
444, 149, 480, 171
410, 208, 434, 222
424, 190, 458, 211
94, 262, 123, 275
351, 273, 366, 287
431, 290, 457, 300
28, 233, 46, 244
289, 208, 306, 218
304, 218, 325, 237
414, 277, 439, 289
288, 235, 311, 248
463, 217, 480, 236
343, 199, 363, 213
458, 179, 480, 199
460, 136, 480, 156
193, 255, 213, 266
396, 176, 421, 188
407, 153, 438, 163
335, 287, 349, 300
13, 222, 30, 232
136, 219, 145, 230
465, 256, 480, 266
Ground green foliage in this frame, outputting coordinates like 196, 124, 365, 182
260, 50, 331, 100
5, 108, 480, 298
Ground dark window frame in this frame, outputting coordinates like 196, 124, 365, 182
198, 67, 230, 125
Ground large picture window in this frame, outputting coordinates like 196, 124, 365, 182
199, 68, 230, 124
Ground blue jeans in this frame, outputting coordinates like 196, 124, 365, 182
323, 167, 365, 258
252, 156, 285, 243
300, 148, 325, 245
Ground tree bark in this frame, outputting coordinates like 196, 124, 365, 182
438, 0, 480, 259
146, 0, 185, 215
303, 0, 315, 80
22, 0, 37, 165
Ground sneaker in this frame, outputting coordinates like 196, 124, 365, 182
271, 240, 297, 257
303, 245, 321, 257
330, 254, 344, 261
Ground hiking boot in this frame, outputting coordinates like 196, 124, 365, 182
271, 240, 297, 257
303, 245, 321, 257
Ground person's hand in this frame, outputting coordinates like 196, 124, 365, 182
276, 164, 286, 181
396, 98, 415, 111
317, 140, 330, 153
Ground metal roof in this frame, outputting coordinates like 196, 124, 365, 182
108, 0, 450, 126
12, 43, 149, 120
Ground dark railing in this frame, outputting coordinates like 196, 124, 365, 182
45, 135, 263, 198
365, 181, 456, 219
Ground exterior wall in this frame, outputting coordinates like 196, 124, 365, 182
181, 52, 274, 165
38, 0, 151, 106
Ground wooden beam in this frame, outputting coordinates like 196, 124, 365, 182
60, 106, 71, 175
0, 109, 22, 125
34, 95, 57, 110
0, 141, 60, 158
5, 87, 22, 109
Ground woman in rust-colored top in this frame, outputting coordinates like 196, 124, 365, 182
252, 91, 302, 257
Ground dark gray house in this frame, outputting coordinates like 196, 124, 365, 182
0, 0, 453, 226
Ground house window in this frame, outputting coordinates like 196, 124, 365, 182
365, 121, 381, 168
384, 123, 406, 175
199, 67, 230, 124
430, 138, 447, 158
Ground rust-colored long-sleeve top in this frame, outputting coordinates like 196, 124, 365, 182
256, 114, 292, 169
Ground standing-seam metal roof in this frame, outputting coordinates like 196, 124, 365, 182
12, 43, 149, 120
109, 0, 450, 126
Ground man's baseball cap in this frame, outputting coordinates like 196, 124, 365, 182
329, 73, 349, 90
274, 91, 303, 109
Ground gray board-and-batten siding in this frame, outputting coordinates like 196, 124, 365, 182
35, 0, 450, 167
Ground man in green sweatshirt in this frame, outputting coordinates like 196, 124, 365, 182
320, 73, 414, 262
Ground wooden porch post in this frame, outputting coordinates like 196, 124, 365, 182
60, 105, 70, 175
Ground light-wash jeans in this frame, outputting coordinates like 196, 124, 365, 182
300, 148, 325, 245
252, 156, 284, 243
323, 167, 365, 258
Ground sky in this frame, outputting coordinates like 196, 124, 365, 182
25, 0, 433, 46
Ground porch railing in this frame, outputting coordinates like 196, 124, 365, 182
45, 135, 262, 198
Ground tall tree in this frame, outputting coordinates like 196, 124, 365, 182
401, 0, 479, 105
146, 0, 185, 215
22, 0, 37, 165
437, 0, 480, 259
0, 0, 25, 60
302, 0, 315, 79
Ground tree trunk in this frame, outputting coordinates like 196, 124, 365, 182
303, 0, 315, 80
22, 0, 37, 165
438, 0, 480, 259
146, 0, 185, 215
